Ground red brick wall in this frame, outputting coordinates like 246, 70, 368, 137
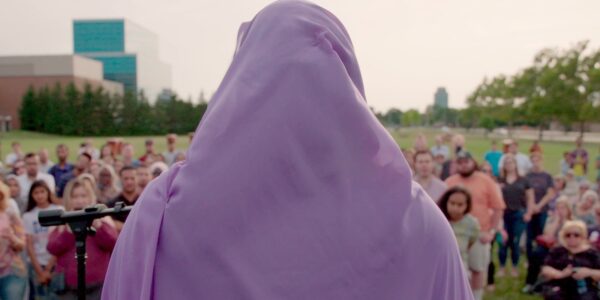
0, 76, 110, 129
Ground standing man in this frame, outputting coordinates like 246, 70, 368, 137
5, 141, 23, 167
17, 153, 56, 199
414, 150, 447, 202
163, 134, 181, 166
107, 166, 139, 231
446, 151, 505, 300
38, 148, 54, 173
484, 140, 502, 178
48, 144, 74, 186
498, 140, 532, 177
430, 135, 449, 161
56, 153, 91, 198
139, 139, 156, 164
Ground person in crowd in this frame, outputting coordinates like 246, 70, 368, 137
446, 150, 505, 299
579, 180, 592, 201
595, 145, 600, 184
401, 148, 415, 172
106, 166, 139, 230
163, 134, 181, 166
4, 142, 24, 168
570, 137, 589, 180
149, 162, 168, 179
430, 135, 449, 161
497, 153, 534, 278
103, 3, 473, 298
438, 187, 480, 273
547, 174, 567, 213
16, 153, 56, 200
574, 191, 599, 228
97, 164, 120, 205
112, 160, 124, 175
38, 148, 54, 174
78, 139, 100, 161
498, 139, 533, 177
560, 151, 572, 176
433, 152, 445, 178
12, 159, 26, 177
530, 140, 542, 154
541, 220, 600, 300
48, 144, 74, 189
414, 150, 446, 202
47, 178, 117, 300
524, 197, 574, 294
440, 134, 465, 180
0, 180, 27, 299
413, 133, 428, 152
56, 153, 92, 198
138, 139, 156, 164
174, 152, 186, 164
526, 152, 555, 262
484, 140, 503, 178
564, 170, 580, 203
136, 165, 151, 194
22, 180, 61, 299
121, 143, 140, 168
5, 174, 27, 215
99, 144, 115, 167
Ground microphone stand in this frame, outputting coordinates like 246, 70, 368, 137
38, 202, 131, 300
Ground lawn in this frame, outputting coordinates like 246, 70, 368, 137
1, 128, 599, 299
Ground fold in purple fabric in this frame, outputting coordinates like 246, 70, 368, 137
102, 1, 473, 299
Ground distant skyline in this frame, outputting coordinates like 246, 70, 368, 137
1, 0, 599, 112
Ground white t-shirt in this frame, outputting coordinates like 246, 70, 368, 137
39, 161, 54, 174
163, 150, 181, 166
16, 173, 56, 200
498, 152, 533, 177
22, 204, 62, 266
4, 152, 19, 166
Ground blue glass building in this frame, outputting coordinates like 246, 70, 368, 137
73, 19, 170, 100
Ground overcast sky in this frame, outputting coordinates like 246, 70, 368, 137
1, 0, 599, 112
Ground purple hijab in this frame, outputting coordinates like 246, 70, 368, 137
102, 1, 472, 299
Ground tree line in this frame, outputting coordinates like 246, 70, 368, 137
376, 41, 600, 137
19, 83, 208, 136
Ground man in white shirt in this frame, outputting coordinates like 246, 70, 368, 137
498, 140, 532, 176
430, 135, 450, 160
16, 153, 56, 199
38, 148, 54, 173
414, 150, 447, 202
4, 141, 23, 167
163, 134, 181, 166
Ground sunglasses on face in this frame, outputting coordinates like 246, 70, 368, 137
565, 232, 582, 238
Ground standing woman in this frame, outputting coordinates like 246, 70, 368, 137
102, 1, 473, 299
498, 153, 535, 277
0, 180, 27, 299
47, 179, 117, 300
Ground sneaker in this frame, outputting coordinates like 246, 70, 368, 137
521, 284, 533, 294
497, 268, 505, 278
511, 268, 519, 278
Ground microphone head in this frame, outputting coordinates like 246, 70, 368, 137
38, 209, 66, 226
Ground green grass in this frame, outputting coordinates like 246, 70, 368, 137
0, 131, 192, 162
0, 129, 598, 299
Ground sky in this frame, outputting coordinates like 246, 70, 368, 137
1, 0, 599, 113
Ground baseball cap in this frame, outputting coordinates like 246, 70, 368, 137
456, 150, 473, 160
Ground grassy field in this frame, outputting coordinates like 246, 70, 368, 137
1, 129, 599, 299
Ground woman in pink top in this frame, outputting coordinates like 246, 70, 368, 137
47, 178, 117, 300
0, 180, 27, 299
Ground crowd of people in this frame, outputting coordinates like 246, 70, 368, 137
0, 131, 599, 299
407, 134, 600, 300
0, 134, 189, 300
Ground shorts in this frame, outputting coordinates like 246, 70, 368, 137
468, 240, 491, 273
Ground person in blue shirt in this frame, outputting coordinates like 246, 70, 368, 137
484, 140, 503, 177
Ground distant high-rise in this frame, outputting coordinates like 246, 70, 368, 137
73, 19, 171, 101
434, 87, 448, 108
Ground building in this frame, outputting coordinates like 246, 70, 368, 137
73, 19, 171, 101
434, 87, 448, 108
0, 55, 124, 130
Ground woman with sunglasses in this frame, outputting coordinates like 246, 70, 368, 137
541, 220, 600, 299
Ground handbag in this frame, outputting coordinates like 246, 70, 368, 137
535, 234, 556, 249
